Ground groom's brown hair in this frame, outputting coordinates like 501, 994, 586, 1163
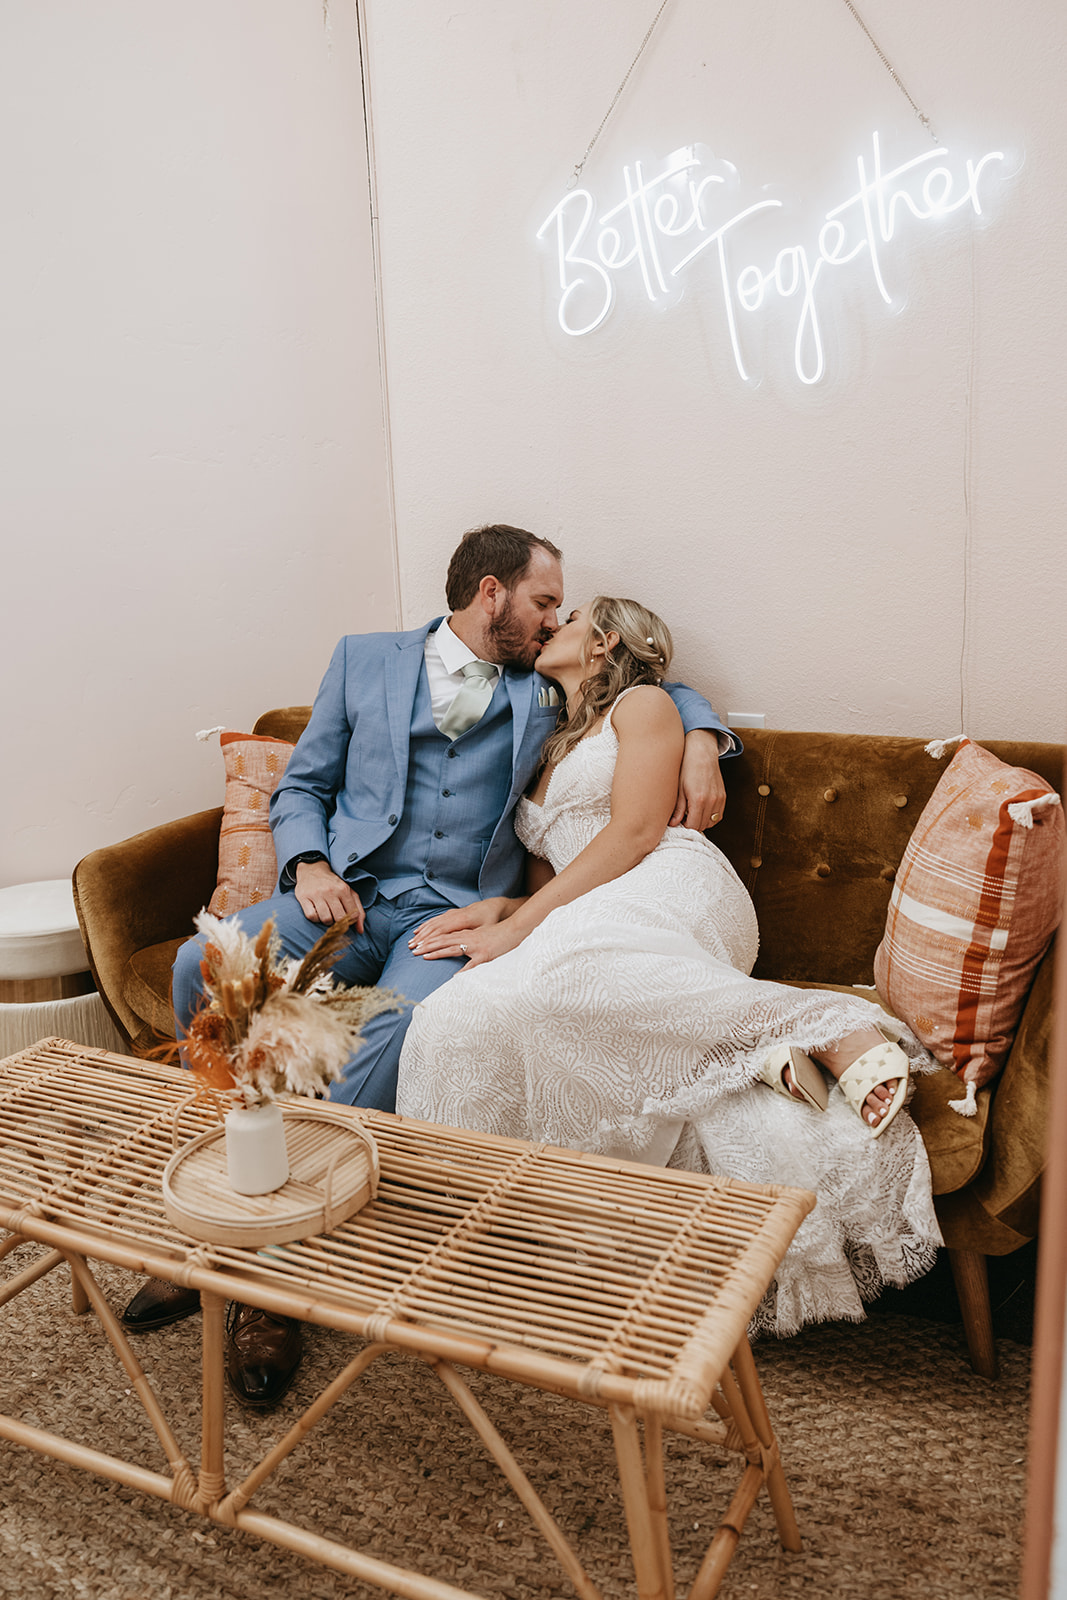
446, 524, 563, 612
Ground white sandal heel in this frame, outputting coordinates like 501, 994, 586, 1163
759, 1045, 829, 1111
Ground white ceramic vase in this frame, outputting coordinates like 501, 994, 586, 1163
224, 1100, 290, 1196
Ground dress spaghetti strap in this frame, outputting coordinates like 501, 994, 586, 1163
605, 685, 645, 732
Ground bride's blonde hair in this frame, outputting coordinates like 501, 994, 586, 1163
540, 596, 674, 768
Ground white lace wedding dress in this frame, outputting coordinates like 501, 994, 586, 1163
396, 695, 942, 1336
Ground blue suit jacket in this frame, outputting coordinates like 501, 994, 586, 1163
270, 619, 736, 901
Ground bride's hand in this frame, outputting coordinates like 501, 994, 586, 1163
448, 919, 528, 969
408, 897, 519, 958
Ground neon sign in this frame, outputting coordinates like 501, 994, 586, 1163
536, 133, 1011, 386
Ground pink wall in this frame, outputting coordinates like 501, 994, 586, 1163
0, 0, 395, 889
364, 0, 1066, 747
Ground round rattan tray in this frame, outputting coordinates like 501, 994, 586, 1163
163, 1101, 379, 1247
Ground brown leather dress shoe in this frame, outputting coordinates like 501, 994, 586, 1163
120, 1277, 201, 1332
225, 1303, 303, 1409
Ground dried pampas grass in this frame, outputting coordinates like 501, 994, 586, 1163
183, 910, 401, 1108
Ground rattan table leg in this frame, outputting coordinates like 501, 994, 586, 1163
70, 1259, 90, 1314
59, 1250, 200, 1509
642, 1414, 674, 1600
687, 1464, 764, 1600
685, 1346, 802, 1600
199, 1291, 228, 1508
0, 1412, 185, 1506
0, 1245, 65, 1308
610, 1402, 668, 1600
434, 1359, 605, 1600
0, 1241, 90, 1316
715, 1363, 759, 1463
219, 1343, 390, 1521
230, 1504, 508, 1600
0, 1232, 25, 1263
729, 1338, 801, 1553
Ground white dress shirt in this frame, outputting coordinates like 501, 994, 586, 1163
424, 618, 501, 731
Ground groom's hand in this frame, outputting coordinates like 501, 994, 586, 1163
294, 860, 365, 931
672, 729, 726, 831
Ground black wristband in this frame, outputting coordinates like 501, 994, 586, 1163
284, 850, 328, 890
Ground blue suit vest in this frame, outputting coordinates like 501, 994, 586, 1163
359, 667, 515, 907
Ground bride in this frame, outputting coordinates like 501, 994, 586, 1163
396, 596, 941, 1335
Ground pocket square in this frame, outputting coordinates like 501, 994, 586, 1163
537, 687, 560, 708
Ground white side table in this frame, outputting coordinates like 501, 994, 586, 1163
0, 879, 124, 1058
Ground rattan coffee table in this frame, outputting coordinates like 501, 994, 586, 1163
0, 1039, 815, 1600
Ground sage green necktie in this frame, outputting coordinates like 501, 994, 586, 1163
438, 660, 497, 739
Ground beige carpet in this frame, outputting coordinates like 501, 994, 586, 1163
0, 1243, 1028, 1600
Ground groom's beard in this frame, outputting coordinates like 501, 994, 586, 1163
487, 596, 553, 671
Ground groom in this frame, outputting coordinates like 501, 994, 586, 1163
124, 523, 739, 1400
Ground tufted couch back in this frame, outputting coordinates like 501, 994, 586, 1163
711, 729, 1065, 987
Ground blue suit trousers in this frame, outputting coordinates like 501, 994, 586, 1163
170, 885, 466, 1113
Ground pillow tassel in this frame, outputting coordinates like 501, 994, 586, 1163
948, 1081, 978, 1117
196, 726, 226, 742
924, 734, 966, 760
1007, 793, 1061, 830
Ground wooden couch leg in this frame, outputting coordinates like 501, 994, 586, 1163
947, 1248, 998, 1379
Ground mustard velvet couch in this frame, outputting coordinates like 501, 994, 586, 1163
72, 713, 1062, 1378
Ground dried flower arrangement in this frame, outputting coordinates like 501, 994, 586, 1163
182, 910, 399, 1109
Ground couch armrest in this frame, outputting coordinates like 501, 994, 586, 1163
934, 937, 1056, 1253
73, 807, 223, 1045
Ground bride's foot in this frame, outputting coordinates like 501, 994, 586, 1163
760, 1045, 829, 1111
814, 1029, 908, 1133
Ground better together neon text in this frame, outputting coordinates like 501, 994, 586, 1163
536, 133, 1009, 385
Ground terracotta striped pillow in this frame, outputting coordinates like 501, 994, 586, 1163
874, 739, 1064, 1089
208, 731, 295, 917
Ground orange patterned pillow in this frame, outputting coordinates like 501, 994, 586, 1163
208, 731, 295, 917
874, 739, 1064, 1089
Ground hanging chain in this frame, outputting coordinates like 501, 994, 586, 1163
568, 0, 675, 188
839, 0, 939, 144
